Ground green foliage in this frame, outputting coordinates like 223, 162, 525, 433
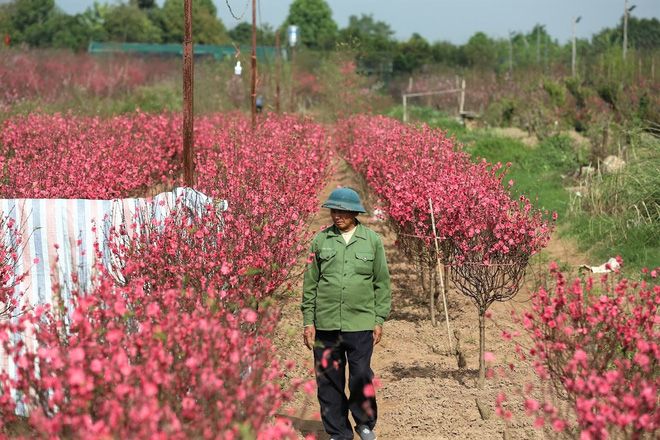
431, 41, 465, 66
484, 99, 517, 127
393, 33, 432, 73
103, 4, 161, 43
228, 22, 276, 46
463, 32, 500, 70
283, 0, 338, 50
542, 79, 565, 108
564, 77, 586, 108
159, 0, 228, 44
592, 15, 660, 52
341, 14, 394, 42
133, 0, 156, 9
46, 12, 100, 50
8, 0, 55, 46
596, 81, 620, 108
339, 14, 395, 74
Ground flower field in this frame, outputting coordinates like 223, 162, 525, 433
0, 113, 330, 437
0, 52, 174, 109
0, 109, 657, 439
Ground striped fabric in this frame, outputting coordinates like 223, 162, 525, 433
0, 187, 227, 382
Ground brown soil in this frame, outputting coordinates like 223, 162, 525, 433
274, 156, 586, 440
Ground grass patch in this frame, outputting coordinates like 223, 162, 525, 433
566, 140, 660, 270
2, 81, 182, 119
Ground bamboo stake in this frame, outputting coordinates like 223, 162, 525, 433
429, 198, 453, 354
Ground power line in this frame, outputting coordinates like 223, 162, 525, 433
225, 0, 249, 21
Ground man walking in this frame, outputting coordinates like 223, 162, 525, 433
302, 187, 391, 440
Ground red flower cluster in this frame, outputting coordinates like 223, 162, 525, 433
0, 112, 181, 199
335, 115, 552, 264
0, 113, 330, 437
510, 263, 659, 438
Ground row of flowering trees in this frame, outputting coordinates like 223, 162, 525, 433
335, 115, 658, 436
0, 52, 173, 109
0, 113, 330, 437
0, 112, 181, 199
335, 114, 553, 386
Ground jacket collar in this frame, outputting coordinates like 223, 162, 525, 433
327, 219, 367, 240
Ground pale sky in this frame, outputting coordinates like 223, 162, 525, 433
55, 0, 660, 44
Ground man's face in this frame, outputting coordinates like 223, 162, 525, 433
330, 209, 358, 232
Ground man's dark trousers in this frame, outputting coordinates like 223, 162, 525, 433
314, 330, 377, 440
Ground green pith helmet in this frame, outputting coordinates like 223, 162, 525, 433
321, 187, 367, 213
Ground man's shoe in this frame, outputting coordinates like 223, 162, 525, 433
355, 425, 377, 440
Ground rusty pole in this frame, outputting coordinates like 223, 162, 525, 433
183, 0, 194, 186
250, 0, 257, 129
275, 30, 281, 113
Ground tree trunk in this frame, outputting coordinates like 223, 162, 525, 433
419, 264, 428, 297
478, 311, 486, 388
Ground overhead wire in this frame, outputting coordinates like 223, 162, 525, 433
225, 0, 249, 21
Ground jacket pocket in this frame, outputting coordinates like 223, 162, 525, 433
318, 248, 337, 273
355, 252, 374, 275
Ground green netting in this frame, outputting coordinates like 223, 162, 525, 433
88, 42, 279, 62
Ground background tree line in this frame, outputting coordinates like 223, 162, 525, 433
0, 0, 658, 76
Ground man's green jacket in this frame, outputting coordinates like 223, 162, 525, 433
302, 221, 391, 331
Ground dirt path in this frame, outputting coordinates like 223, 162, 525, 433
275, 157, 587, 439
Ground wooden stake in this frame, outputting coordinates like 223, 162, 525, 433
459, 79, 466, 115
429, 198, 453, 354
402, 94, 408, 123
182, 0, 194, 186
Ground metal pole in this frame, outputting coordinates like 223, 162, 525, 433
429, 199, 453, 354
183, 0, 194, 186
572, 18, 577, 78
623, 0, 629, 61
251, 0, 257, 129
275, 30, 281, 113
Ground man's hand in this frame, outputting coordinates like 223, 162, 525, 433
303, 325, 315, 350
373, 325, 383, 346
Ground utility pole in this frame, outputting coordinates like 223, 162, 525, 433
508, 31, 514, 78
536, 26, 541, 65
251, 0, 257, 129
183, 0, 194, 186
623, 1, 636, 61
572, 16, 581, 78
275, 30, 281, 113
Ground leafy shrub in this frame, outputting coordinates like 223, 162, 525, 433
542, 79, 566, 108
